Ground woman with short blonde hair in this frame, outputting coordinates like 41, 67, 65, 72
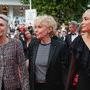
28, 15, 69, 90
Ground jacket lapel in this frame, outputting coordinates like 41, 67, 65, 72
47, 39, 57, 67
68, 34, 72, 44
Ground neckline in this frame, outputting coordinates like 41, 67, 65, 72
81, 35, 90, 51
40, 43, 51, 46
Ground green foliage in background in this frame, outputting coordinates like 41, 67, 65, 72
21, 0, 29, 4
21, 0, 89, 23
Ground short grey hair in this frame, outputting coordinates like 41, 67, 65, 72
69, 21, 78, 27
0, 14, 8, 23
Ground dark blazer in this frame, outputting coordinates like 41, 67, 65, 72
28, 37, 69, 90
65, 33, 78, 49
65, 34, 72, 48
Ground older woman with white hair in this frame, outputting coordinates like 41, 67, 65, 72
28, 15, 69, 90
0, 14, 30, 90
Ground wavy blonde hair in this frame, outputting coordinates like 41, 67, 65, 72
34, 15, 57, 37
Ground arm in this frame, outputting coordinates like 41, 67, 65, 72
16, 40, 30, 90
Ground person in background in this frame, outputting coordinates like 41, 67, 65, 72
24, 31, 32, 54
18, 24, 26, 34
14, 30, 20, 41
60, 29, 67, 41
64, 22, 69, 34
19, 32, 26, 47
65, 21, 79, 90
28, 23, 34, 35
14, 17, 19, 26
28, 15, 69, 90
24, 30, 37, 70
0, 14, 29, 90
65, 21, 79, 48
68, 9, 90, 90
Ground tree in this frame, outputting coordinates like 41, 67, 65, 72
20, 0, 89, 23
21, 0, 29, 4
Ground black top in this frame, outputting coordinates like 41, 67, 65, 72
71, 35, 90, 90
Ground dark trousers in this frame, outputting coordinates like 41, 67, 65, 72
35, 83, 49, 90
35, 82, 61, 90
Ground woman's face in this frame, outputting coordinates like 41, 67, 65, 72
0, 18, 8, 37
81, 10, 90, 33
34, 23, 50, 40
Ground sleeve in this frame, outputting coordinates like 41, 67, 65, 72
27, 37, 36, 60
58, 42, 70, 87
59, 41, 70, 69
53, 41, 69, 89
16, 40, 30, 90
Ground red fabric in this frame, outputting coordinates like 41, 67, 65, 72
73, 74, 79, 86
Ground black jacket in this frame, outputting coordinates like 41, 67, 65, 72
69, 35, 90, 90
28, 37, 69, 90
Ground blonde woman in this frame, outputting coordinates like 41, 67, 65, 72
68, 9, 90, 90
28, 15, 69, 90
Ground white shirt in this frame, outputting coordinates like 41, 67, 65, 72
71, 33, 78, 42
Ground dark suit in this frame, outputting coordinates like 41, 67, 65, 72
65, 34, 72, 48
28, 37, 69, 90
65, 33, 78, 49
